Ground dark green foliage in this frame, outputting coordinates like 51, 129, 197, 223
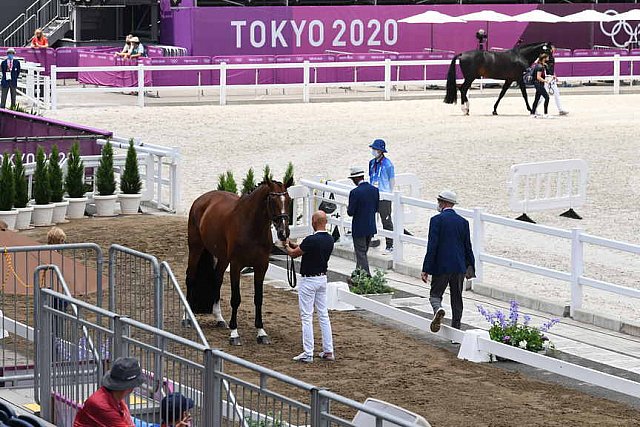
217, 171, 238, 194
120, 139, 142, 194
241, 168, 257, 195
8, 103, 42, 116
263, 164, 273, 181
283, 162, 294, 186
49, 145, 64, 203
348, 269, 393, 295
0, 153, 15, 211
96, 141, 116, 196
217, 173, 227, 191
33, 146, 51, 205
65, 142, 85, 198
13, 150, 29, 208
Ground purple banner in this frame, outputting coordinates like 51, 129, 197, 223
161, 4, 639, 57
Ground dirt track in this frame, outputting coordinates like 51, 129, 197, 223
22, 215, 640, 427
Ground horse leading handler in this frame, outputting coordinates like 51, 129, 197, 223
286, 211, 335, 363
421, 191, 475, 332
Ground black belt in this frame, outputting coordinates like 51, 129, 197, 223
301, 273, 326, 277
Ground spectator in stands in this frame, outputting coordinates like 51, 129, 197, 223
368, 139, 395, 255
1, 48, 21, 109
47, 226, 66, 244
545, 44, 569, 116
347, 167, 379, 277
128, 37, 146, 59
286, 210, 335, 363
421, 190, 475, 332
116, 34, 134, 58
160, 393, 194, 427
30, 28, 49, 48
530, 53, 550, 118
73, 357, 144, 427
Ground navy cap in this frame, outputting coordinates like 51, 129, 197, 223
161, 393, 195, 422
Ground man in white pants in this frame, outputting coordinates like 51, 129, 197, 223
286, 210, 335, 363
545, 44, 569, 116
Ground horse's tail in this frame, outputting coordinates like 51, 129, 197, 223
186, 248, 217, 314
444, 54, 461, 105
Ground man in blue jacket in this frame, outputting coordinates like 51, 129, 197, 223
347, 167, 379, 276
1, 48, 21, 109
421, 190, 475, 332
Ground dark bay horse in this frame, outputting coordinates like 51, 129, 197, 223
444, 42, 550, 115
186, 178, 293, 345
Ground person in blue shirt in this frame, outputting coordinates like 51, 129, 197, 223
421, 190, 475, 332
1, 48, 21, 109
347, 167, 379, 276
368, 139, 395, 254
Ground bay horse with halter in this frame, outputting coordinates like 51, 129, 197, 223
186, 178, 293, 346
444, 42, 550, 115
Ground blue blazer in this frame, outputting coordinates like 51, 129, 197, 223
347, 182, 379, 238
422, 209, 475, 275
1, 58, 21, 88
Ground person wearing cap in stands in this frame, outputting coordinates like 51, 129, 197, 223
421, 190, 475, 332
368, 139, 395, 255
160, 393, 194, 427
128, 37, 145, 59
1, 48, 21, 109
73, 357, 144, 427
116, 34, 134, 58
286, 210, 335, 363
347, 166, 379, 277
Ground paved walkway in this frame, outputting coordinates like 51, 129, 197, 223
323, 252, 640, 381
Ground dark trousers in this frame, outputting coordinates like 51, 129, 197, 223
378, 200, 394, 249
531, 83, 549, 115
353, 235, 372, 275
1, 85, 17, 109
429, 273, 465, 329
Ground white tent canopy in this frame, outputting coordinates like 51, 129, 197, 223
398, 10, 466, 24
615, 9, 640, 21
456, 10, 514, 23
512, 10, 562, 23
561, 10, 618, 23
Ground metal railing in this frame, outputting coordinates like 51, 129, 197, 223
47, 54, 640, 108
36, 287, 425, 427
295, 179, 640, 319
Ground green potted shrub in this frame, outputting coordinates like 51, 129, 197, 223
12, 150, 33, 229
348, 268, 394, 304
118, 139, 143, 215
64, 142, 88, 219
31, 145, 55, 227
216, 170, 238, 194
0, 152, 18, 230
94, 140, 117, 216
241, 168, 256, 195
49, 145, 69, 223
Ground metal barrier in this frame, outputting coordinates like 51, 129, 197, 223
0, 243, 103, 386
507, 159, 589, 214
36, 287, 424, 427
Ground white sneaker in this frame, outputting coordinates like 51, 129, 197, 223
318, 351, 335, 361
559, 110, 569, 116
292, 353, 313, 363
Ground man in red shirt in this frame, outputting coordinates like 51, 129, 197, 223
30, 28, 49, 48
73, 357, 144, 427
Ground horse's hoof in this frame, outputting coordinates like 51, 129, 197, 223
492, 111, 498, 116
229, 337, 242, 346
215, 320, 228, 328
257, 335, 272, 345
181, 319, 193, 328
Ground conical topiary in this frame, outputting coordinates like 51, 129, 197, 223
65, 142, 85, 198
225, 170, 237, 194
241, 168, 256, 195
49, 145, 64, 203
217, 173, 227, 191
263, 164, 273, 182
120, 139, 142, 194
13, 150, 29, 209
0, 153, 15, 211
33, 146, 51, 205
96, 141, 116, 196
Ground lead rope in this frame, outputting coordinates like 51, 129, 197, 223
286, 254, 297, 289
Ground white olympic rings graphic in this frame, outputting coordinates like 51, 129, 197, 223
600, 10, 640, 48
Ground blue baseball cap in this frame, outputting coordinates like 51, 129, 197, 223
161, 393, 195, 422
369, 139, 387, 153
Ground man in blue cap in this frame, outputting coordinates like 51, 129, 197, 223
1, 48, 21, 109
368, 139, 395, 255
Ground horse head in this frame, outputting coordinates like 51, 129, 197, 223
262, 177, 294, 242
516, 42, 552, 65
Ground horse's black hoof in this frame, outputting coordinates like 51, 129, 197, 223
215, 320, 228, 328
257, 335, 271, 345
181, 318, 193, 328
229, 337, 242, 346
492, 111, 498, 115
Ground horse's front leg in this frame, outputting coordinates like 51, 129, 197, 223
228, 263, 242, 346
253, 262, 271, 345
518, 80, 532, 113
493, 79, 513, 115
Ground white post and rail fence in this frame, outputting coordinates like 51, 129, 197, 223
46, 54, 640, 109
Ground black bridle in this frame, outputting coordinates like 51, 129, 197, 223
267, 191, 297, 288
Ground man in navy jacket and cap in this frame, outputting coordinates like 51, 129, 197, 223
421, 190, 475, 332
1, 48, 21, 109
347, 166, 379, 276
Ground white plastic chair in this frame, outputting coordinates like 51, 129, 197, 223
351, 398, 431, 427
